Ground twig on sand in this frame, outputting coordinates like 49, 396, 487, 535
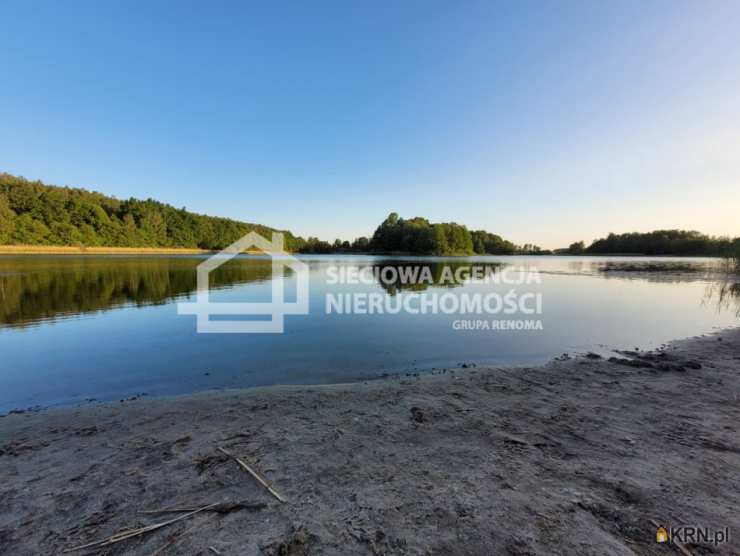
649, 519, 693, 556
209, 547, 223, 555
62, 502, 219, 553
218, 446, 286, 503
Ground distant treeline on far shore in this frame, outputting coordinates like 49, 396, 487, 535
561, 231, 740, 258
1, 173, 738, 258
303, 219, 740, 258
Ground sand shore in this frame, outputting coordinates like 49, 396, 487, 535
1, 329, 739, 555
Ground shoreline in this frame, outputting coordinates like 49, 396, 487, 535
2, 328, 739, 554
0, 245, 730, 258
0, 245, 216, 255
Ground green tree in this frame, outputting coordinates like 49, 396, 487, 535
0, 194, 16, 243
12, 213, 50, 244
49, 222, 83, 245
351, 236, 369, 251
568, 241, 586, 254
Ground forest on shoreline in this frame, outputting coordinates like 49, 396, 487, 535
1, 173, 738, 258
0, 174, 520, 255
563, 231, 740, 258
0, 173, 306, 251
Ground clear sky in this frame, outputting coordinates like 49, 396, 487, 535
2, 1, 739, 248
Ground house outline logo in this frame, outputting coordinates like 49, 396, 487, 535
177, 231, 309, 333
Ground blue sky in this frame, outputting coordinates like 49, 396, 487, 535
2, 0, 739, 248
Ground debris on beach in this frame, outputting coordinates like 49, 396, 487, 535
218, 446, 286, 503
62, 501, 221, 553
410, 406, 426, 423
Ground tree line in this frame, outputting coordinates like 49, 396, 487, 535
297, 214, 537, 255
0, 173, 304, 250
364, 212, 518, 255
0, 175, 521, 255
563, 230, 740, 258
2, 173, 737, 259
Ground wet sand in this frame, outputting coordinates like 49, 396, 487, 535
1, 329, 739, 555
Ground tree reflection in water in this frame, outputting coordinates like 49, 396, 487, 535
0, 256, 278, 328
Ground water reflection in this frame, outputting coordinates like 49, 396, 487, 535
0, 257, 508, 327
0, 254, 738, 413
595, 259, 726, 285
527, 257, 730, 284
1, 256, 738, 328
703, 280, 740, 317
0, 256, 275, 328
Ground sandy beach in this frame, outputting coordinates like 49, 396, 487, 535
1, 329, 738, 555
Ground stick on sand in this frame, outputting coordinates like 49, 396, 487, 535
218, 446, 286, 503
62, 502, 219, 553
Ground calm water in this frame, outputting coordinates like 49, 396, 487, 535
0, 254, 738, 413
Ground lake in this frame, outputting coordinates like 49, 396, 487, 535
1, 254, 738, 413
